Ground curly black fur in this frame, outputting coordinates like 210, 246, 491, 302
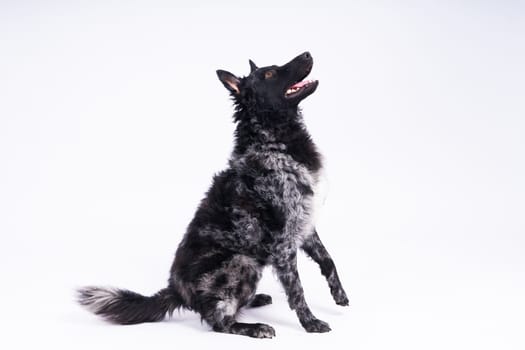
78, 52, 348, 338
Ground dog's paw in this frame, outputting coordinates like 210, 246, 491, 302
251, 323, 276, 338
334, 290, 349, 306
249, 294, 273, 308
228, 322, 276, 338
301, 318, 331, 333
331, 287, 349, 306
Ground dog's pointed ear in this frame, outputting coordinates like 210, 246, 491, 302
249, 59, 258, 73
216, 70, 240, 95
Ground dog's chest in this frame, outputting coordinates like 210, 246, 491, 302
258, 152, 327, 240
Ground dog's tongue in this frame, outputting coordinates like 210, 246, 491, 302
290, 80, 308, 89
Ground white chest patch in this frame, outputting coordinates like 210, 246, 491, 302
310, 169, 328, 228
297, 168, 328, 243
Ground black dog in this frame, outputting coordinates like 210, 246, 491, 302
78, 52, 348, 338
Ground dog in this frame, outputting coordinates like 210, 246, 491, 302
78, 52, 349, 338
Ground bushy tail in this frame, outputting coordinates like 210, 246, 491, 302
77, 286, 183, 325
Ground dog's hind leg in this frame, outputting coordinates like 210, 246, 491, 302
301, 230, 349, 306
211, 315, 276, 338
198, 293, 275, 338
195, 255, 275, 338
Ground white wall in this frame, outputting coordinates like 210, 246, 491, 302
1, 1, 524, 349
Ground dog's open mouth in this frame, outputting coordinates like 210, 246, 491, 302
284, 79, 319, 99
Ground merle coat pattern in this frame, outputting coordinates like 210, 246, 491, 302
78, 52, 349, 338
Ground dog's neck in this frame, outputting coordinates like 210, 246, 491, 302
232, 108, 322, 172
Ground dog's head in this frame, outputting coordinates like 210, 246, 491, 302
217, 52, 318, 113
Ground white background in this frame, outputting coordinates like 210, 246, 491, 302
1, 1, 524, 349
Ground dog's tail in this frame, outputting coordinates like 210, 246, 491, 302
77, 286, 184, 325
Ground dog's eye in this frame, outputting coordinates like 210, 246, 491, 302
264, 70, 276, 79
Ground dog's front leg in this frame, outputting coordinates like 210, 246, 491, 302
273, 247, 331, 333
301, 230, 349, 306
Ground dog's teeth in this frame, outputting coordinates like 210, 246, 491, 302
286, 85, 305, 95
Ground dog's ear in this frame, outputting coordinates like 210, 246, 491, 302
249, 59, 258, 73
216, 70, 240, 95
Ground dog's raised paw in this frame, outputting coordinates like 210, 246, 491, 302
302, 318, 331, 333
335, 292, 349, 306
332, 288, 349, 306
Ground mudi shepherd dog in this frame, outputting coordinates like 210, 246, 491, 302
78, 52, 349, 338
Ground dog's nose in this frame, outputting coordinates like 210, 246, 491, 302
302, 52, 311, 60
